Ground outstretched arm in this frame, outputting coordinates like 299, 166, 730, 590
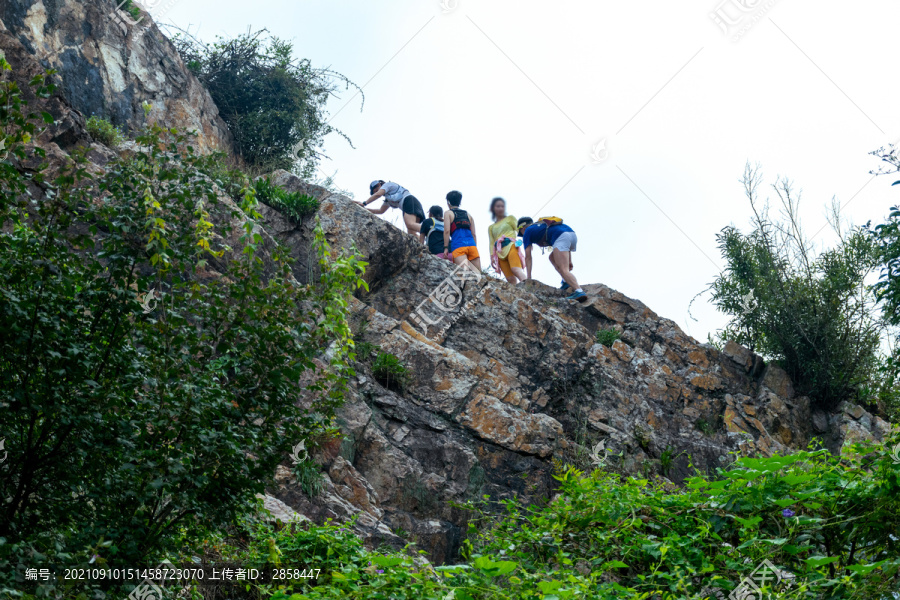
357, 189, 387, 212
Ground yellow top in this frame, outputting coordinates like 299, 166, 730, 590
488, 215, 518, 260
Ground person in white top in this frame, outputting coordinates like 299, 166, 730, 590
357, 180, 426, 235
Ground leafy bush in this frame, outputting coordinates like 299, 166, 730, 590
85, 114, 124, 146
372, 351, 411, 392
595, 328, 621, 347
0, 63, 368, 598
255, 176, 320, 221
172, 30, 359, 176
166, 441, 899, 600
708, 164, 881, 409
293, 461, 325, 498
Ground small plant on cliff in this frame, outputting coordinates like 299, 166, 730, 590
85, 114, 124, 146
372, 351, 411, 392
596, 327, 621, 347
254, 176, 320, 220
172, 29, 360, 176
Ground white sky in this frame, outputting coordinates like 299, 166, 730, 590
157, 0, 900, 343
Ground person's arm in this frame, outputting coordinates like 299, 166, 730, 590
368, 202, 390, 215
487, 222, 497, 259
357, 188, 386, 211
469, 215, 477, 247
419, 220, 430, 245
443, 210, 453, 258
525, 245, 533, 280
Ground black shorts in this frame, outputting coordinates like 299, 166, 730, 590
402, 195, 426, 223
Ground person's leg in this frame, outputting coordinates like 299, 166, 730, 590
551, 249, 579, 290
506, 247, 526, 283
403, 210, 422, 234
464, 246, 482, 272
499, 259, 518, 284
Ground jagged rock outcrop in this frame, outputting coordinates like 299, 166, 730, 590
257, 172, 894, 563
0, 0, 233, 154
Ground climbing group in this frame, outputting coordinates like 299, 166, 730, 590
358, 180, 587, 302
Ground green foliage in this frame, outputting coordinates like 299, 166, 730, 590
355, 341, 377, 362
708, 164, 881, 409
371, 352, 411, 392
181, 441, 900, 600
85, 114, 124, 146
172, 30, 359, 176
0, 67, 368, 598
595, 327, 621, 347
659, 446, 676, 475
696, 418, 715, 436
255, 177, 320, 221
293, 461, 325, 498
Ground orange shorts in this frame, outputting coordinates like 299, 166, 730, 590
498, 247, 523, 279
451, 246, 480, 261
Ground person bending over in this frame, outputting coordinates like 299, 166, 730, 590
518, 217, 586, 302
357, 180, 426, 235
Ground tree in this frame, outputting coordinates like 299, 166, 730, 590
172, 29, 360, 177
707, 164, 881, 409
0, 63, 367, 597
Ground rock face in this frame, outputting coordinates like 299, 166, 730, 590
0, 0, 233, 154
258, 172, 894, 564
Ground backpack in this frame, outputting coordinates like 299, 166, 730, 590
426, 219, 445, 251
535, 216, 564, 247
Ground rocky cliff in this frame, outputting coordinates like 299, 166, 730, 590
0, 0, 233, 154
2, 1, 893, 566
256, 171, 894, 563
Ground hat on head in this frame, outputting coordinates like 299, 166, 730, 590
369, 180, 384, 194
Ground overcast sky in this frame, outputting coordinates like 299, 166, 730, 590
156, 0, 899, 343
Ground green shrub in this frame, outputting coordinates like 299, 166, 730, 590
255, 177, 320, 221
708, 164, 881, 410
85, 114, 124, 146
293, 461, 325, 498
0, 63, 369, 598
695, 418, 714, 435
172, 30, 359, 176
355, 340, 377, 362
372, 351, 410, 392
595, 327, 621, 347
178, 440, 899, 600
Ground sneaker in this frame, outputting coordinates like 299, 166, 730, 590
567, 290, 587, 302
559, 280, 571, 291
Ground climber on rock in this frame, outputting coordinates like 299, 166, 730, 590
420, 205, 450, 257
487, 196, 526, 284
357, 180, 426, 235
518, 216, 587, 302
443, 191, 481, 271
